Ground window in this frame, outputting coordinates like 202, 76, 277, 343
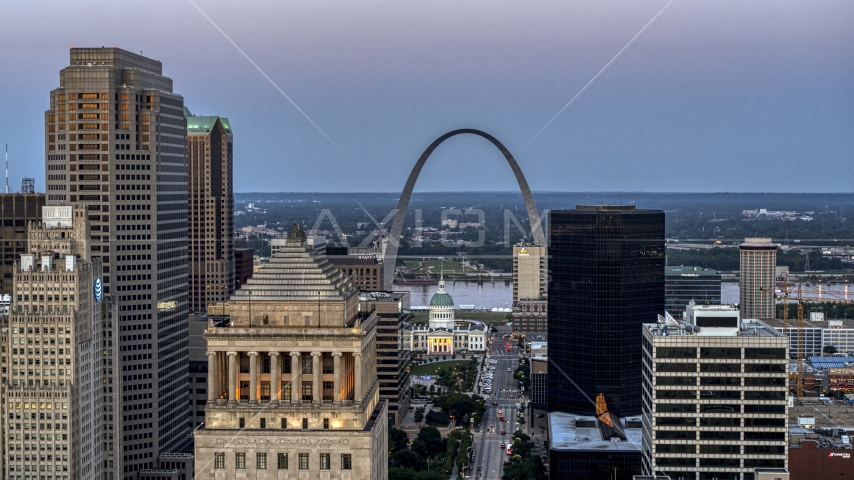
657, 376, 695, 386
700, 444, 740, 454
299, 453, 309, 469
323, 418, 329, 429
260, 418, 266, 428
283, 315, 289, 325
744, 377, 786, 386
214, 452, 225, 469
278, 453, 288, 469
656, 430, 695, 440
302, 382, 313, 401
744, 404, 785, 413
700, 377, 740, 386
257, 453, 267, 469
302, 418, 309, 429
281, 418, 288, 429
239, 417, 245, 428
235, 453, 246, 469
700, 417, 739, 427
341, 453, 352, 470
745, 363, 786, 372
262, 315, 269, 325
745, 348, 786, 359
700, 363, 737, 372
305, 315, 311, 326
745, 431, 785, 441
656, 347, 695, 358
700, 347, 740, 359
656, 403, 695, 413
656, 363, 696, 372
319, 453, 331, 470
656, 444, 695, 454
656, 390, 695, 399
700, 431, 740, 440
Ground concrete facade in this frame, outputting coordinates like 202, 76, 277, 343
513, 243, 546, 304
642, 308, 789, 480
194, 224, 387, 479
4, 205, 120, 479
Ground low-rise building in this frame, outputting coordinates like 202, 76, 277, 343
665, 266, 721, 316
401, 277, 487, 354
548, 407, 643, 480
512, 298, 547, 334
788, 426, 852, 480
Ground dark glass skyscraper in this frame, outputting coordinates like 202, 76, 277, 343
547, 205, 664, 417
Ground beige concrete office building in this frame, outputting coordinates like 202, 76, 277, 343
642, 306, 788, 480
43, 48, 190, 477
4, 206, 120, 479
739, 238, 777, 320
513, 243, 546, 304
194, 224, 387, 479
185, 108, 234, 313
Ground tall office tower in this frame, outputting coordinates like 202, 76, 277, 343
4, 205, 120, 479
194, 224, 388, 479
361, 291, 411, 426
513, 243, 546, 304
44, 47, 189, 478
664, 266, 721, 316
0, 193, 45, 294
548, 206, 665, 417
185, 108, 234, 313
641, 306, 788, 480
739, 238, 777, 320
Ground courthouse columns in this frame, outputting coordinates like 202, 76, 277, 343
206, 352, 218, 404
312, 352, 322, 405
332, 352, 342, 405
354, 352, 363, 405
290, 352, 301, 404
269, 352, 280, 404
248, 352, 259, 404
227, 352, 238, 405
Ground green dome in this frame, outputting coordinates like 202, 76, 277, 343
429, 292, 454, 307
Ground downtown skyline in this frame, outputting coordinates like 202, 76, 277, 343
1, 0, 852, 194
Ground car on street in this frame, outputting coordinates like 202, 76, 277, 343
491, 402, 498, 405
501, 430, 506, 435
500, 442, 505, 448
510, 395, 514, 399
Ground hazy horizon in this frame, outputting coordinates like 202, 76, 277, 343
1, 1, 852, 193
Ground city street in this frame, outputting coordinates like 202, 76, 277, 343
470, 327, 522, 480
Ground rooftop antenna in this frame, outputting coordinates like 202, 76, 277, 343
5, 144, 8, 194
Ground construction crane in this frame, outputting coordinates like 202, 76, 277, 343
762, 279, 854, 403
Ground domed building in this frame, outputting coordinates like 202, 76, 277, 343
404, 275, 488, 355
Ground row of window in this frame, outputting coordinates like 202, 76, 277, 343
656, 347, 786, 359
214, 452, 351, 470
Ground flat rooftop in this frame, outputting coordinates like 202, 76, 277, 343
643, 318, 785, 338
548, 412, 642, 452
764, 318, 854, 330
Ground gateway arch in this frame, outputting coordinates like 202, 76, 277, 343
383, 129, 545, 290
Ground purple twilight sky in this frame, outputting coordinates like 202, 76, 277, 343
0, 0, 851, 193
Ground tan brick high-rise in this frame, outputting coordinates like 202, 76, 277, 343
739, 237, 777, 320
185, 109, 234, 312
43, 47, 189, 478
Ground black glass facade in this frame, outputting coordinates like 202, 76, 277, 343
549, 449, 642, 480
664, 266, 721, 315
547, 206, 664, 417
